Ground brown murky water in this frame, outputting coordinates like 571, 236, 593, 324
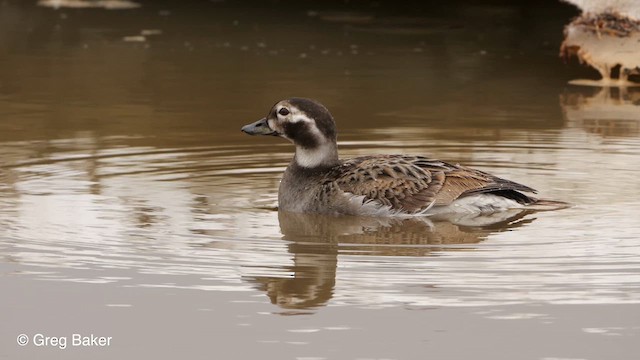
1, 1, 639, 359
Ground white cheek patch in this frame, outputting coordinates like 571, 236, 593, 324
290, 113, 314, 124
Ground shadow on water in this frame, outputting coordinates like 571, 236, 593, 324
247, 210, 536, 311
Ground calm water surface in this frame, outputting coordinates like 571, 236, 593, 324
1, 1, 639, 359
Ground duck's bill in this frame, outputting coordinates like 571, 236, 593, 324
241, 118, 278, 136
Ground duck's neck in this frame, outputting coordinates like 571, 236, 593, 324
294, 142, 339, 169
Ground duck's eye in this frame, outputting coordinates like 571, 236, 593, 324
278, 108, 290, 116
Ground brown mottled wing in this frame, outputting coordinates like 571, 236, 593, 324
330, 155, 536, 213
330, 155, 445, 213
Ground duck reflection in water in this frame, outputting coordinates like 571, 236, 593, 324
247, 210, 536, 311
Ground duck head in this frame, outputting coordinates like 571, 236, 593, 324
242, 98, 339, 168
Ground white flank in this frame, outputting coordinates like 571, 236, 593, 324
345, 193, 524, 217
429, 194, 524, 215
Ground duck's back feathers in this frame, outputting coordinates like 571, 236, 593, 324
328, 155, 537, 215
